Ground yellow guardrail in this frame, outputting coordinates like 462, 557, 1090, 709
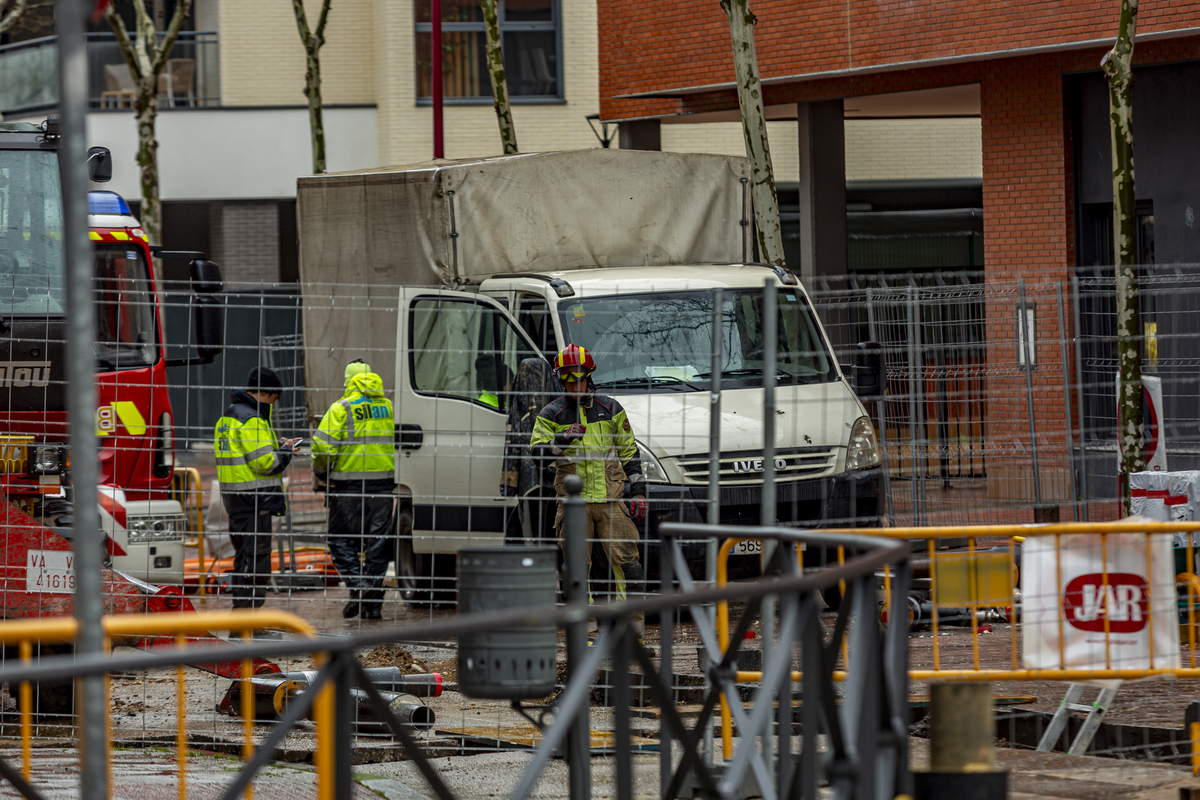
714, 520, 1200, 760
171, 466, 208, 600
0, 610, 333, 800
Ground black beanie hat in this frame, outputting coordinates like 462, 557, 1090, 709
246, 366, 283, 392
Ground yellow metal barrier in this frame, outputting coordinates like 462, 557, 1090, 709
714, 520, 1200, 758
171, 466, 208, 600
0, 610, 333, 800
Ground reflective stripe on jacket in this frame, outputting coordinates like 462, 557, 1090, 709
214, 390, 291, 516
530, 393, 644, 503
312, 372, 396, 487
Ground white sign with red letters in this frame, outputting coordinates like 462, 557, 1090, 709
1022, 525, 1178, 673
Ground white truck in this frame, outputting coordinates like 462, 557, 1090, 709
296, 150, 883, 601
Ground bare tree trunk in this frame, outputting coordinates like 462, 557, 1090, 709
292, 0, 332, 174
106, 0, 193, 282
1102, 0, 1142, 514
0, 0, 28, 35
721, 0, 785, 268
480, 0, 518, 154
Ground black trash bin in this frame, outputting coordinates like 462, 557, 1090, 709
457, 546, 558, 699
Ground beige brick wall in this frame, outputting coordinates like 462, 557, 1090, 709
213, 1, 978, 184
220, 0, 374, 107
846, 118, 982, 181
374, 0, 608, 166
660, 122, 800, 183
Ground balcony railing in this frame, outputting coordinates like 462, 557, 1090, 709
0, 31, 220, 117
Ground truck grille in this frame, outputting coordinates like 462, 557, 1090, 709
675, 446, 838, 485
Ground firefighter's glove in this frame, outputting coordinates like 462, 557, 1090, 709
312, 470, 328, 493
555, 423, 587, 448
500, 485, 519, 498
629, 495, 648, 524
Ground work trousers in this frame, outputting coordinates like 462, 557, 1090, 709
327, 492, 394, 612
554, 499, 645, 632
229, 511, 274, 609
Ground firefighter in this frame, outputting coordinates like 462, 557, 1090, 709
530, 344, 647, 633
313, 359, 396, 620
214, 367, 301, 616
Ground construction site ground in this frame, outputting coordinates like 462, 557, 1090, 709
2, 588, 1199, 798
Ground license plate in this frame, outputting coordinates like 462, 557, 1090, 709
732, 539, 762, 556
0, 436, 32, 474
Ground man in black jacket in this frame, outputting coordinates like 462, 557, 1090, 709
214, 367, 302, 613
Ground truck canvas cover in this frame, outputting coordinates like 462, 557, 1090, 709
296, 149, 750, 413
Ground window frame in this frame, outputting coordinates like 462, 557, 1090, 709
407, 295, 539, 412
413, 0, 564, 105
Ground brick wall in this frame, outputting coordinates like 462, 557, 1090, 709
596, 0, 1200, 122
221, 0, 375, 107
210, 201, 280, 286
372, 0, 612, 166
846, 118, 981, 181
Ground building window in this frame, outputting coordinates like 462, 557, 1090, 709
415, 0, 560, 101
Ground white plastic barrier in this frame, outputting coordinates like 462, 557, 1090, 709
1023, 522, 1180, 673
1130, 470, 1200, 545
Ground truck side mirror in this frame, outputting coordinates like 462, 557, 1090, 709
87, 147, 112, 183
853, 341, 884, 400
193, 294, 223, 360
190, 259, 223, 293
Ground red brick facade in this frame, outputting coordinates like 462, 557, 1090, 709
596, 3, 1200, 503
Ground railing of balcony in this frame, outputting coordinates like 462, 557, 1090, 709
0, 31, 220, 117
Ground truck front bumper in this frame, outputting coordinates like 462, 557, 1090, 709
638, 468, 884, 580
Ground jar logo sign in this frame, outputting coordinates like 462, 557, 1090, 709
1063, 573, 1148, 633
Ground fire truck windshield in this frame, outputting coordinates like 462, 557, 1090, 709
0, 150, 66, 315
94, 245, 158, 370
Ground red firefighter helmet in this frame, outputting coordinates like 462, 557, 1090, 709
554, 344, 595, 382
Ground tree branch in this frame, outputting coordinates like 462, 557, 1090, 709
150, 0, 194, 78
104, 2, 144, 82
314, 0, 332, 44
0, 0, 28, 37
292, 0, 312, 46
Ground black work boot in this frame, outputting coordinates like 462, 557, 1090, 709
343, 589, 361, 619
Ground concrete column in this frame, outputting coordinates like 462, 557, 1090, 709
796, 100, 847, 282
619, 120, 661, 151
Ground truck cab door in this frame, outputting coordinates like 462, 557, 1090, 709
395, 288, 542, 554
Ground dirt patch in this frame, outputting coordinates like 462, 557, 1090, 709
428, 657, 457, 683
359, 644, 429, 674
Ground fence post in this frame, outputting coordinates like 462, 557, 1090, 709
1056, 283, 1081, 521
562, 474, 590, 800
1071, 274, 1091, 521
917, 683, 1006, 799
906, 286, 924, 525
866, 286, 896, 522
1018, 279, 1045, 512
704, 288, 724, 764
760, 279, 777, 774
58, 1, 110, 795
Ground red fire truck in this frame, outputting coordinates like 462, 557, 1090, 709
0, 120, 222, 594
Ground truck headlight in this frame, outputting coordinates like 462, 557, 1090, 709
845, 416, 881, 471
127, 515, 184, 544
31, 445, 65, 475
635, 441, 669, 484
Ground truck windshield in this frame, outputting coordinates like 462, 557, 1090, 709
94, 244, 158, 370
559, 288, 837, 392
0, 150, 65, 315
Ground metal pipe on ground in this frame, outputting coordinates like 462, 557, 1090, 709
278, 668, 443, 698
